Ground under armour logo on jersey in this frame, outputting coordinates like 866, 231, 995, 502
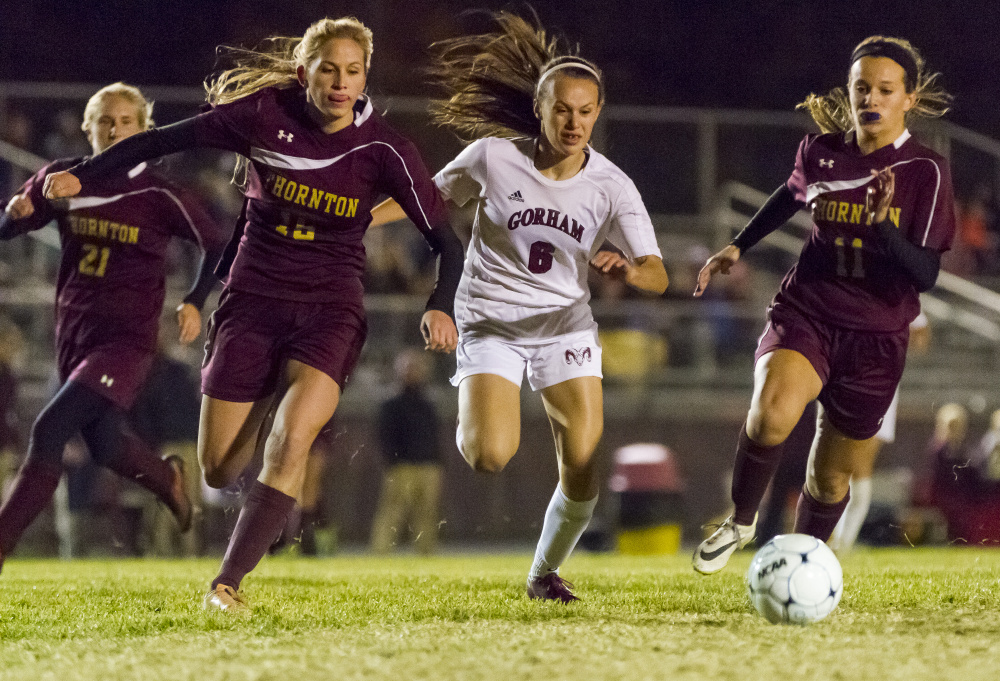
819, 159, 834, 168
507, 190, 524, 202
278, 130, 294, 142
100, 374, 114, 387
564, 347, 592, 366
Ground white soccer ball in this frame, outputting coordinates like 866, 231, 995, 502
746, 533, 843, 625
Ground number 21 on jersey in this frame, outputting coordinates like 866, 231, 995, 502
79, 243, 110, 277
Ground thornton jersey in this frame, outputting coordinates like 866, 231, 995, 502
13, 158, 225, 350
435, 137, 661, 342
780, 130, 955, 332
72, 87, 451, 305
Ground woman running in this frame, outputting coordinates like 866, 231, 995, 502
692, 36, 954, 574
373, 12, 668, 602
0, 82, 228, 570
44, 17, 463, 613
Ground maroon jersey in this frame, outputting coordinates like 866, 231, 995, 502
13, 158, 226, 351
781, 130, 955, 331
185, 88, 449, 303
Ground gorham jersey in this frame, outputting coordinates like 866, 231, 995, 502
435, 137, 661, 342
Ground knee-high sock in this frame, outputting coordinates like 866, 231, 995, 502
0, 460, 63, 556
829, 477, 872, 552
793, 486, 851, 541
529, 485, 598, 579
83, 413, 178, 515
212, 480, 296, 590
731, 421, 786, 526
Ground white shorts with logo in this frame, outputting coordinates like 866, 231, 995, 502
450, 328, 603, 391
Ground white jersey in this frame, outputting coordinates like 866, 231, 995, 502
434, 137, 661, 342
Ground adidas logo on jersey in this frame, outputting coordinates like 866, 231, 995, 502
508, 190, 524, 202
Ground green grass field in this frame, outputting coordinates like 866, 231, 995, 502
1, 549, 998, 681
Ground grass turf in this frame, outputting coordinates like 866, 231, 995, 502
0, 549, 998, 680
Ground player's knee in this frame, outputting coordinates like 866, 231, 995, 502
748, 400, 799, 446
462, 438, 514, 474
807, 469, 850, 504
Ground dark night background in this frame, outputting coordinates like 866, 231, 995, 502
2, 0, 1000, 135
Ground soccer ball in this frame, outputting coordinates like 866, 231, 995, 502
746, 533, 843, 625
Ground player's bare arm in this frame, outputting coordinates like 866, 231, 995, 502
4, 193, 34, 220
175, 303, 202, 345
694, 244, 741, 297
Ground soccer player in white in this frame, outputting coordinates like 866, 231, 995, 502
373, 13, 667, 601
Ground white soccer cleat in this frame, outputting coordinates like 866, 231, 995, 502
692, 513, 757, 575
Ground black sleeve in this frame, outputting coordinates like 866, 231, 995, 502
70, 119, 200, 190
181, 243, 226, 310
0, 211, 24, 241
730, 184, 806, 254
423, 224, 465, 319
873, 219, 941, 292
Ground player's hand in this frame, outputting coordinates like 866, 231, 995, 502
866, 166, 895, 224
42, 171, 82, 199
4, 193, 34, 219
694, 244, 741, 297
589, 250, 629, 279
420, 309, 457, 353
176, 303, 202, 345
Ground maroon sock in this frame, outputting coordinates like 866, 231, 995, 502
212, 481, 296, 591
0, 460, 63, 555
731, 421, 786, 525
793, 486, 851, 541
106, 433, 180, 513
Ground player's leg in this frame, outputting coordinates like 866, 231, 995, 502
0, 380, 108, 568
457, 373, 522, 472
526, 375, 603, 602
207, 359, 338, 607
80, 408, 192, 531
694, 348, 823, 574
794, 405, 881, 541
298, 447, 327, 555
198, 396, 275, 489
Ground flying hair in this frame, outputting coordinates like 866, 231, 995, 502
427, 11, 603, 142
797, 36, 952, 134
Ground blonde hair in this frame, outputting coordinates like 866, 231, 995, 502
798, 36, 952, 134
206, 16, 373, 106
82, 82, 155, 133
428, 12, 603, 141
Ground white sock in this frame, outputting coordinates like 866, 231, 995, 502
830, 477, 872, 552
528, 485, 598, 579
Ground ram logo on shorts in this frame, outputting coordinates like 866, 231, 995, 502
565, 347, 592, 366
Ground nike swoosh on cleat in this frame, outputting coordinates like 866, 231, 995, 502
699, 540, 738, 562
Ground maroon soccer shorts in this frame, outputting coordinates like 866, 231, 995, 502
201, 288, 367, 402
754, 302, 908, 440
57, 312, 155, 410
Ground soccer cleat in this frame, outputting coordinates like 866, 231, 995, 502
165, 455, 193, 533
527, 572, 580, 603
203, 584, 250, 615
692, 513, 757, 575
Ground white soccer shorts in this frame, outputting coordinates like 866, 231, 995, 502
451, 328, 603, 391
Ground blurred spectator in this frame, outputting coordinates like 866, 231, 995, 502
0, 316, 25, 504
42, 109, 90, 161
370, 348, 443, 554
947, 184, 999, 276
913, 403, 1000, 544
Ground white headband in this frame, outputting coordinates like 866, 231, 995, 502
534, 62, 601, 98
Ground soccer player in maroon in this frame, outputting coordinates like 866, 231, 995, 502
0, 83, 228, 571
45, 17, 463, 614
691, 36, 955, 574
